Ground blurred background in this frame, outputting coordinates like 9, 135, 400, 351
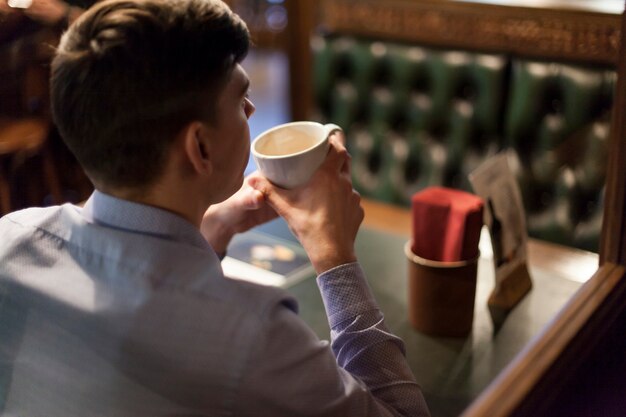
0, 0, 623, 254
0, 0, 292, 215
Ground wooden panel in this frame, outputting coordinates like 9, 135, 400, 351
601, 5, 626, 266
509, 264, 626, 415
285, 0, 316, 121
320, 0, 621, 65
462, 263, 626, 416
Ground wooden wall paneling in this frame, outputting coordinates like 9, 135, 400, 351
461, 263, 625, 416
285, 0, 316, 122
319, 0, 621, 66
509, 263, 626, 416
601, 3, 626, 267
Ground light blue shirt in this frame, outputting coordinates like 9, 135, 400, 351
0, 190, 429, 416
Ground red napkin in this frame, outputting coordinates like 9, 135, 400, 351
411, 187, 483, 262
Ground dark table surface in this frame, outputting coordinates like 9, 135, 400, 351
242, 218, 589, 417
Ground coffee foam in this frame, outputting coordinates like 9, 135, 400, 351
255, 127, 321, 156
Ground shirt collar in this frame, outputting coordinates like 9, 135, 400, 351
81, 190, 212, 252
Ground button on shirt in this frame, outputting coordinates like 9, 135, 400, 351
0, 191, 430, 416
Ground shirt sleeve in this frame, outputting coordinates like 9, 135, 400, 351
232, 263, 430, 417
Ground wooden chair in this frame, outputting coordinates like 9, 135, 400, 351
0, 26, 62, 216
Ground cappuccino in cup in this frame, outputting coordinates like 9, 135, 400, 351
252, 121, 342, 189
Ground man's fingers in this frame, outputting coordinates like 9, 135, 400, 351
248, 176, 282, 209
329, 130, 346, 146
239, 188, 265, 210
247, 175, 270, 198
323, 136, 350, 174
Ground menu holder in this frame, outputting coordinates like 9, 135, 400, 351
469, 151, 533, 331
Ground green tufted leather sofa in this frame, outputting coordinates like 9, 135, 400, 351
311, 35, 616, 252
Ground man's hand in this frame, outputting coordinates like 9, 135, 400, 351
249, 135, 364, 274
201, 173, 278, 257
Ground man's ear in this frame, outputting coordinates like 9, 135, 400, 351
182, 121, 212, 176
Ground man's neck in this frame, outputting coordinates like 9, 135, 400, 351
96, 181, 206, 228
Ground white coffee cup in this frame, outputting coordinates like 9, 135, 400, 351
252, 121, 342, 189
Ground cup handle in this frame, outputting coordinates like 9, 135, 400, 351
323, 123, 343, 143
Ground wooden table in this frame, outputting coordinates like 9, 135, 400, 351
252, 199, 598, 416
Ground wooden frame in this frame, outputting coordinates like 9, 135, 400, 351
285, 0, 626, 415
601, 4, 626, 268
321, 0, 620, 64
464, 4, 626, 414
285, 0, 316, 122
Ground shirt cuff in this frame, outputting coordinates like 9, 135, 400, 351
316, 262, 379, 329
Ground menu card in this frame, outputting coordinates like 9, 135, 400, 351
222, 231, 314, 288
469, 151, 533, 329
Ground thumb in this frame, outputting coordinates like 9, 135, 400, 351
248, 175, 289, 215
237, 187, 265, 210
322, 137, 350, 174
248, 175, 275, 202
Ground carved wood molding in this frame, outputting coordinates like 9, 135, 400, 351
321, 0, 621, 66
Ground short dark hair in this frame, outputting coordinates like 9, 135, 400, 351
51, 0, 249, 188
